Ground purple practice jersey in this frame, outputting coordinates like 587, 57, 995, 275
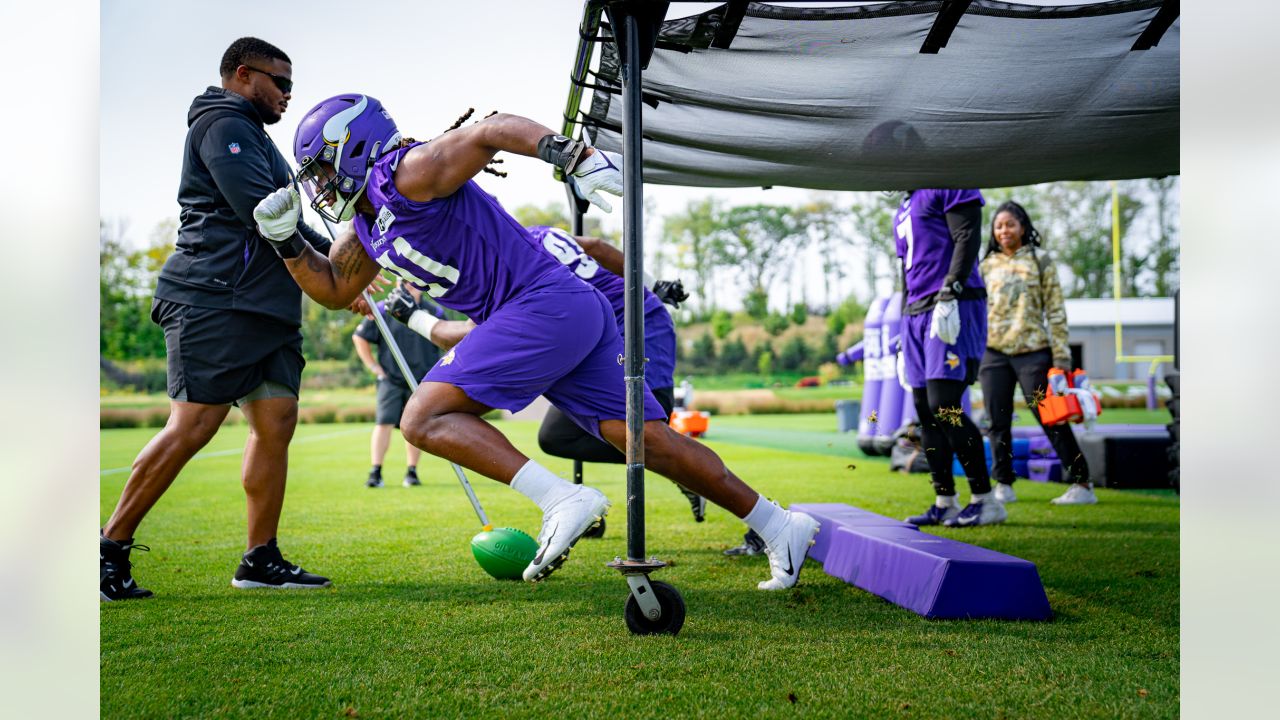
352, 143, 593, 322
525, 226, 676, 388
894, 189, 986, 306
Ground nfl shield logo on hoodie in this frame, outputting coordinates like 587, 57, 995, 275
228, 142, 241, 155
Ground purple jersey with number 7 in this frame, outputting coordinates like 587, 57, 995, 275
526, 225, 676, 389
894, 189, 986, 307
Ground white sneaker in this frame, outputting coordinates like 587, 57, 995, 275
1051, 484, 1098, 505
994, 483, 1018, 504
522, 485, 610, 582
944, 499, 1008, 527
757, 511, 820, 591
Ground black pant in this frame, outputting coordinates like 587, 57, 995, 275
538, 386, 676, 463
913, 380, 991, 497
978, 348, 1089, 485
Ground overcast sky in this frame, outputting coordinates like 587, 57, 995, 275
100, 1, 825, 237
99, 0, 1162, 305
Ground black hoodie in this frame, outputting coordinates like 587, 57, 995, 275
154, 87, 330, 327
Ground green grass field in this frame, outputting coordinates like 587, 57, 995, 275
101, 415, 1178, 718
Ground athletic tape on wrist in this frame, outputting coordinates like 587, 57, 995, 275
407, 309, 440, 339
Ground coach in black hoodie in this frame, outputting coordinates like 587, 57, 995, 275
101, 38, 331, 601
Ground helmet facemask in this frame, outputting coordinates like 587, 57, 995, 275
297, 141, 383, 224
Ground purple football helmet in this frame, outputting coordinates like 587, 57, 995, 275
293, 94, 401, 223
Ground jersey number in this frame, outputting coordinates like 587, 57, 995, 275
896, 217, 915, 270
541, 229, 599, 279
375, 237, 459, 298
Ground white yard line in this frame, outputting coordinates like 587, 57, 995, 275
99, 427, 367, 476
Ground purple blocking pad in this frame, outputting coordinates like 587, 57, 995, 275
791, 503, 917, 564
790, 504, 1051, 620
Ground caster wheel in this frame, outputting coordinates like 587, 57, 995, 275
583, 517, 606, 539
623, 580, 686, 636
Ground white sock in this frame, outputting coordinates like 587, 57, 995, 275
935, 495, 959, 509
510, 460, 575, 510
972, 491, 994, 504
743, 495, 789, 543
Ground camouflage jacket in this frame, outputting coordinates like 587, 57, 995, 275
979, 246, 1071, 364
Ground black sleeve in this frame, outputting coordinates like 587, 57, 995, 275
199, 116, 283, 228
354, 317, 380, 344
942, 200, 983, 293
298, 222, 332, 254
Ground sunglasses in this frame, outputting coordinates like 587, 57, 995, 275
244, 66, 293, 94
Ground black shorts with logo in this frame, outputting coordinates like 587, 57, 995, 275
152, 299, 305, 405
374, 378, 413, 426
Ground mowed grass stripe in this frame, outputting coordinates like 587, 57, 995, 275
101, 416, 1178, 719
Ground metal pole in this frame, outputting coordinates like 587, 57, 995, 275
618, 8, 647, 563
318, 220, 490, 529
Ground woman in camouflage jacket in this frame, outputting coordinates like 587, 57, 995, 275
978, 201, 1096, 506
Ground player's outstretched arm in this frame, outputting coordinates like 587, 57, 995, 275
395, 114, 621, 211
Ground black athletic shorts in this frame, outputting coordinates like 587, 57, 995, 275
374, 378, 412, 426
152, 298, 305, 406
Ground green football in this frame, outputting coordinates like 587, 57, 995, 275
470, 527, 538, 580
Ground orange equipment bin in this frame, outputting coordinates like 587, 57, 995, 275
670, 410, 710, 438
1037, 368, 1101, 426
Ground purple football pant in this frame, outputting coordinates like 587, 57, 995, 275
425, 286, 667, 440
902, 299, 987, 388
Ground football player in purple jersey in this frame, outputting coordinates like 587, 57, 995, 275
893, 189, 1006, 528
252, 94, 819, 588
383, 224, 707, 523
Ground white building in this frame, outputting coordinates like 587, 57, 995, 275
1063, 297, 1176, 380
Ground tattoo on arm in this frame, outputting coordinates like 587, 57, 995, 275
303, 250, 329, 275
332, 239, 367, 280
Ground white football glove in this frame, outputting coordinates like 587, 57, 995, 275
896, 350, 911, 392
253, 187, 302, 243
929, 298, 960, 346
569, 149, 623, 213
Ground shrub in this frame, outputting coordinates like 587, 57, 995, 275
743, 288, 769, 320
757, 350, 773, 376
790, 302, 808, 326
777, 335, 811, 371
710, 310, 734, 340
690, 331, 717, 369
762, 312, 789, 337
719, 337, 748, 372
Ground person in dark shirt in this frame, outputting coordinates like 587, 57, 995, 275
352, 282, 443, 488
100, 37, 332, 601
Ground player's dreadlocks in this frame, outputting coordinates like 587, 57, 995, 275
428, 108, 507, 178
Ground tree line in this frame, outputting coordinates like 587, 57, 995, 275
100, 179, 1178, 362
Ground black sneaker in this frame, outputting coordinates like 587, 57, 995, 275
678, 485, 706, 522
231, 539, 331, 590
366, 472, 383, 488
403, 472, 421, 487
723, 529, 767, 557
100, 534, 153, 602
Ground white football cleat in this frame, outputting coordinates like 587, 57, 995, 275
995, 483, 1018, 504
944, 499, 1008, 528
1051, 484, 1098, 505
522, 485, 610, 582
757, 511, 820, 591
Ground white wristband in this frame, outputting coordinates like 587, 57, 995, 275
643, 271, 656, 291
406, 310, 440, 339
